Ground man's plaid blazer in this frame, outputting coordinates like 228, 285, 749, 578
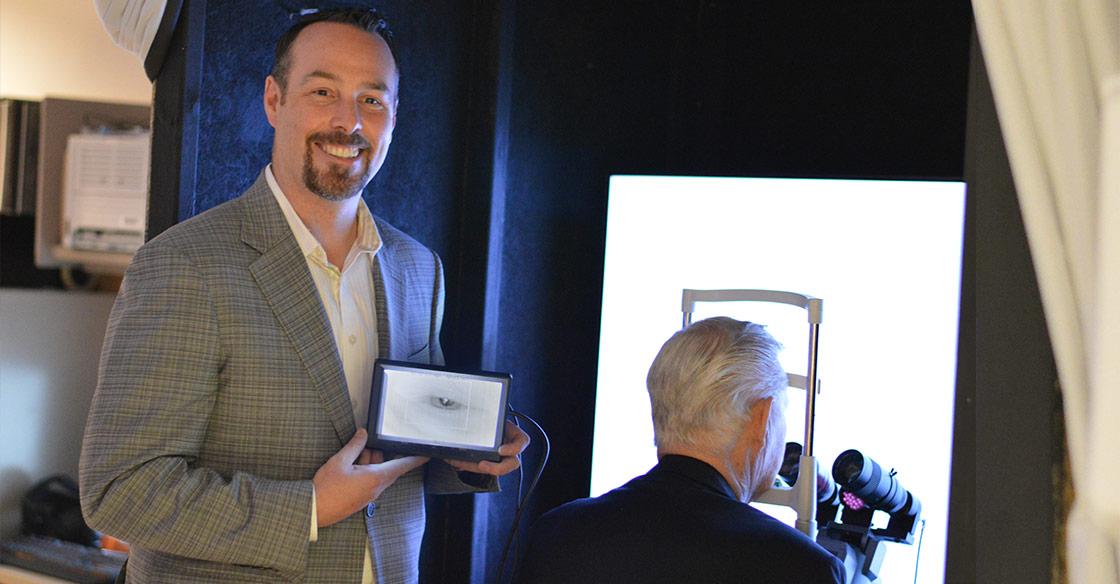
80, 172, 489, 583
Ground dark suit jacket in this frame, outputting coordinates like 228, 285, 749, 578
80, 172, 486, 583
515, 455, 845, 584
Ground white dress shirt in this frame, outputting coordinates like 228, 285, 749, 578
266, 165, 380, 584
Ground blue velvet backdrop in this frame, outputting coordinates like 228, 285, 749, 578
190, 0, 471, 259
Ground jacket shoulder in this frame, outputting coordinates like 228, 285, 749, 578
142, 196, 248, 255
374, 216, 434, 256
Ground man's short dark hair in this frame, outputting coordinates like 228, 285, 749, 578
271, 7, 397, 91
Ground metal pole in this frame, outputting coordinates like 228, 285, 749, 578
803, 321, 821, 456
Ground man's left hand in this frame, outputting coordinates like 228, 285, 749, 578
446, 420, 530, 476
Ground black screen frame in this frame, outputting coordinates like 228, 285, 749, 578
366, 359, 511, 463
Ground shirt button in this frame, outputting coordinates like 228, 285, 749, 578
349, 334, 357, 344
366, 502, 377, 517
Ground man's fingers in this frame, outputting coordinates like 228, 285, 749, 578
498, 421, 530, 456
359, 456, 427, 500
479, 455, 521, 476
362, 449, 385, 465
335, 429, 368, 464
373, 455, 429, 479
444, 421, 529, 476
445, 459, 474, 472
445, 453, 521, 476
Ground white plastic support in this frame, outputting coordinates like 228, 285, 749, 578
682, 289, 822, 327
793, 455, 820, 539
753, 455, 820, 541
787, 373, 821, 394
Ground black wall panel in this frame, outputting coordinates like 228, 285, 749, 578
494, 0, 973, 552
964, 30, 1057, 583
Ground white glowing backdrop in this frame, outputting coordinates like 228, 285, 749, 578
590, 175, 966, 583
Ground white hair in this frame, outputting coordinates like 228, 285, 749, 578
646, 317, 788, 453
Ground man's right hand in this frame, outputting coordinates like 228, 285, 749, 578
313, 428, 429, 528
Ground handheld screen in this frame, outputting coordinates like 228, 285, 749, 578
367, 360, 510, 462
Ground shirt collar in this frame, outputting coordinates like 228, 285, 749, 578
264, 164, 382, 262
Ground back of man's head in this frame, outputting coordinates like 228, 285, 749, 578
646, 317, 787, 455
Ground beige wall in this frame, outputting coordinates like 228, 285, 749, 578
0, 0, 152, 537
0, 0, 152, 104
0, 291, 116, 537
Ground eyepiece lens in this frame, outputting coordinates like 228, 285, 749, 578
833, 450, 865, 485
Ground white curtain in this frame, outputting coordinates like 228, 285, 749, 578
972, 0, 1120, 581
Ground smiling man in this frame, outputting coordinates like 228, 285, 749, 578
80, 9, 527, 584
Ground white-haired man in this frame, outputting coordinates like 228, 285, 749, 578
515, 317, 844, 583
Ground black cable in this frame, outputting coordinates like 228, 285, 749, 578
514, 416, 524, 506
912, 518, 927, 584
496, 406, 550, 584
511, 417, 525, 579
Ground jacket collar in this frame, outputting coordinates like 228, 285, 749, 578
239, 171, 292, 254
241, 170, 356, 445
654, 454, 739, 501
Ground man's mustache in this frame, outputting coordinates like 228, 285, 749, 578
308, 131, 370, 150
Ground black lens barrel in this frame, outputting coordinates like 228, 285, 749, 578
831, 449, 908, 513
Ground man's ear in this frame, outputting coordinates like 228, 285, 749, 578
746, 397, 773, 447
263, 75, 281, 128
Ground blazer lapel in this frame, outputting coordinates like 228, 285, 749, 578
241, 173, 355, 445
371, 223, 403, 360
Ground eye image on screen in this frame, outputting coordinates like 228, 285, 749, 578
378, 369, 503, 448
